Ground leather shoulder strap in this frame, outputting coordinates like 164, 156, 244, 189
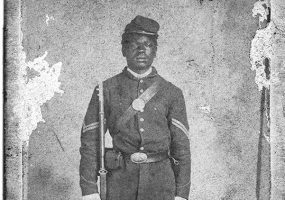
117, 79, 162, 129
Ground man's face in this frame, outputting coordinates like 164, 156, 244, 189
122, 34, 157, 73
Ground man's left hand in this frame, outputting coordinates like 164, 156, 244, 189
175, 196, 187, 200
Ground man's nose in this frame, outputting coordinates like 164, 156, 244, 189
137, 44, 146, 52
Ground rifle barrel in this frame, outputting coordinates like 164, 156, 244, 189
98, 82, 107, 200
99, 82, 105, 169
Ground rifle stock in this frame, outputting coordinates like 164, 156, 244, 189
98, 82, 107, 200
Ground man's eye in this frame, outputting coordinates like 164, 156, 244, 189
145, 43, 153, 47
128, 42, 154, 49
129, 43, 138, 49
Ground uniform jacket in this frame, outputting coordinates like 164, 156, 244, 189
80, 67, 191, 200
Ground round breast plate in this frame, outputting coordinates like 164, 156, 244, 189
132, 98, 145, 112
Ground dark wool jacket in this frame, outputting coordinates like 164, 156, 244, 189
80, 67, 191, 200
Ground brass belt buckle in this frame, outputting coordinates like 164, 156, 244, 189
130, 152, 147, 163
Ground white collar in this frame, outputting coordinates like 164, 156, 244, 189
127, 67, 152, 79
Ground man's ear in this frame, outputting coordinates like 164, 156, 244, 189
153, 46, 157, 57
122, 45, 126, 57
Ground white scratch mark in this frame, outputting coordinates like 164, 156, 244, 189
14, 31, 64, 143
45, 14, 55, 26
199, 105, 211, 113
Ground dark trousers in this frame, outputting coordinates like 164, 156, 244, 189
106, 158, 176, 200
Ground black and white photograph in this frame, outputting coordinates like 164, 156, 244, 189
3, 0, 285, 200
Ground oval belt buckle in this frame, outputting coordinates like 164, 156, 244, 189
130, 152, 148, 164
132, 98, 145, 112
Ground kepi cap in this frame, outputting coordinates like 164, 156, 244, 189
124, 15, 159, 36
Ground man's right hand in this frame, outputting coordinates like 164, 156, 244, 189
82, 193, 101, 200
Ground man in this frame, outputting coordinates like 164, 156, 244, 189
80, 15, 191, 200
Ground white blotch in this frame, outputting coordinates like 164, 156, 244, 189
14, 31, 64, 142
252, 1, 270, 25
199, 105, 211, 113
45, 14, 55, 26
250, 1, 276, 91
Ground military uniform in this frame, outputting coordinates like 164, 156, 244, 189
80, 15, 191, 200
80, 67, 191, 200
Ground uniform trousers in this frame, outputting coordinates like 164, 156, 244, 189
106, 158, 175, 200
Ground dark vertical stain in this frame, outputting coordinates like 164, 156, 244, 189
256, 58, 271, 200
256, 87, 266, 200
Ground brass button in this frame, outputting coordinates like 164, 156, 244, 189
140, 80, 143, 83
140, 118, 144, 122
140, 128, 144, 132
140, 89, 144, 93
140, 147, 144, 151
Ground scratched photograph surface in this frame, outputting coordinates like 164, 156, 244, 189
4, 0, 285, 200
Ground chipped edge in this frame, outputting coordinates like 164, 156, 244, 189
250, 0, 274, 91
12, 11, 64, 199
252, 0, 285, 199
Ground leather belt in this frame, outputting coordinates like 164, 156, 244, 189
123, 151, 169, 164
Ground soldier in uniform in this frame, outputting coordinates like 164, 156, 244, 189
80, 15, 191, 200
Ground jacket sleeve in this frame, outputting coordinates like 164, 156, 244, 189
167, 88, 191, 199
79, 85, 102, 196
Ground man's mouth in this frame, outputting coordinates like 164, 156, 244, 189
136, 57, 147, 62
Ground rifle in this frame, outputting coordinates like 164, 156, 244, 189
98, 81, 107, 200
